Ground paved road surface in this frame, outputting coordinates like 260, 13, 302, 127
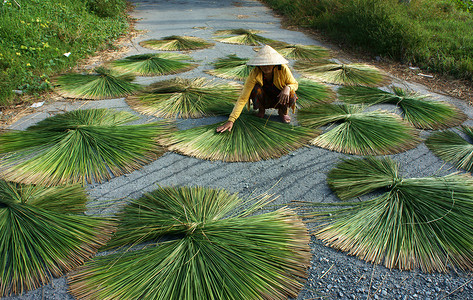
7, 0, 473, 299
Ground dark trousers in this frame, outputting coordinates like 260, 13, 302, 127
250, 84, 297, 114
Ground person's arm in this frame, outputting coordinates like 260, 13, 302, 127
217, 70, 258, 133
228, 72, 257, 123
277, 65, 298, 105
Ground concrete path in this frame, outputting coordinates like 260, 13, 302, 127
7, 0, 473, 299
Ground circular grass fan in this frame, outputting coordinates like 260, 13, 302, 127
213, 28, 277, 46
297, 104, 420, 155
294, 60, 390, 87
53, 67, 141, 100
139, 35, 214, 51
296, 78, 336, 109
127, 77, 240, 118
426, 126, 473, 173
339, 86, 466, 129
305, 156, 473, 272
0, 181, 113, 297
205, 54, 252, 81
69, 186, 311, 300
270, 43, 331, 61
158, 113, 320, 162
109, 53, 198, 76
0, 109, 174, 186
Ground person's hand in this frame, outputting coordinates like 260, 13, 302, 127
278, 86, 291, 105
216, 121, 233, 133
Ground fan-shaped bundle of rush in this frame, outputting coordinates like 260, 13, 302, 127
304, 156, 473, 272
297, 104, 420, 155
294, 60, 390, 87
271, 43, 331, 61
0, 181, 113, 297
158, 113, 320, 162
109, 53, 198, 76
139, 35, 214, 51
127, 77, 239, 118
69, 186, 311, 300
296, 78, 336, 108
213, 28, 277, 46
426, 126, 473, 172
53, 67, 141, 100
339, 86, 466, 129
205, 54, 252, 81
0, 109, 174, 186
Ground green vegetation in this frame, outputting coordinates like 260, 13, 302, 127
296, 78, 336, 108
110, 53, 198, 76
159, 113, 320, 162
127, 77, 239, 119
69, 186, 311, 299
213, 28, 278, 46
262, 0, 473, 82
54, 67, 141, 99
339, 86, 467, 129
270, 43, 331, 61
0, 0, 129, 106
206, 54, 252, 81
0, 180, 113, 296
294, 60, 390, 86
139, 35, 215, 51
297, 104, 420, 155
426, 126, 473, 172
306, 157, 473, 272
0, 109, 171, 186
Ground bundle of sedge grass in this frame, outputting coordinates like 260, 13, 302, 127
0, 181, 113, 297
0, 109, 174, 186
426, 126, 473, 172
297, 104, 420, 155
304, 156, 473, 272
205, 54, 252, 81
53, 67, 141, 100
109, 53, 198, 76
213, 28, 277, 46
339, 86, 466, 129
127, 77, 240, 118
158, 113, 320, 162
294, 60, 390, 87
69, 186, 311, 300
139, 35, 214, 51
296, 78, 336, 108
266, 43, 331, 61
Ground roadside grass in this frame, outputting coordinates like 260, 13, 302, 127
0, 0, 129, 106
262, 0, 473, 83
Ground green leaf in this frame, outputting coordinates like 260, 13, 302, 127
127, 77, 240, 118
158, 113, 320, 162
69, 186, 310, 300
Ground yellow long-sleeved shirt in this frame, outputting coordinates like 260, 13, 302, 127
227, 64, 298, 123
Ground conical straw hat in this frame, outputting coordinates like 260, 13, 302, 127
247, 45, 289, 66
